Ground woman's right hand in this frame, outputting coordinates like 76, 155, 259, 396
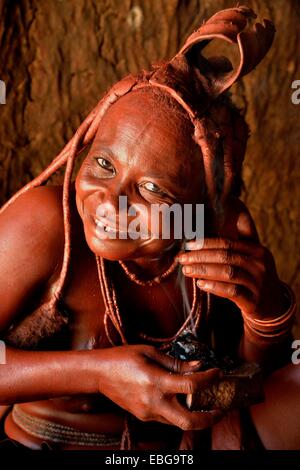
92, 344, 223, 431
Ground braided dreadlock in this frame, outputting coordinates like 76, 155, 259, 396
1, 6, 275, 349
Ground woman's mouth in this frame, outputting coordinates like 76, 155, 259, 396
95, 217, 128, 235
93, 216, 150, 240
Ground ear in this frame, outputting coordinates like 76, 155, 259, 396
172, 6, 275, 98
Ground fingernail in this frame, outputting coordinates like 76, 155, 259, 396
188, 360, 202, 367
197, 280, 205, 286
183, 266, 192, 274
185, 240, 204, 250
185, 242, 195, 250
177, 254, 186, 262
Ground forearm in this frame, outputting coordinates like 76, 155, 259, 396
238, 330, 293, 372
238, 281, 296, 372
0, 346, 99, 404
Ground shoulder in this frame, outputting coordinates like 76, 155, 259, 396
1, 185, 64, 240
0, 184, 66, 282
1, 184, 64, 220
0, 185, 68, 331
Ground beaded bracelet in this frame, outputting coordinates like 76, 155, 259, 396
242, 282, 297, 344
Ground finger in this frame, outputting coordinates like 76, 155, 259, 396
184, 237, 263, 256
144, 348, 203, 374
177, 360, 204, 374
177, 249, 262, 278
181, 263, 257, 292
160, 396, 224, 430
196, 279, 255, 311
160, 368, 222, 395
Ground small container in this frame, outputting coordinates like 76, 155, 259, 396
165, 330, 264, 411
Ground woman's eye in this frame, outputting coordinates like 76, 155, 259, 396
141, 182, 169, 197
143, 182, 162, 193
96, 158, 115, 173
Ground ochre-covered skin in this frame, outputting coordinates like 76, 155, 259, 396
0, 6, 299, 450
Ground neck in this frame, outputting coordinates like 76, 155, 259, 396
124, 244, 180, 280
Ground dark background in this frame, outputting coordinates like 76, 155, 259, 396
0, 0, 299, 332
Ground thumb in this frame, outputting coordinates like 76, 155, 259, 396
148, 348, 203, 374
236, 207, 260, 243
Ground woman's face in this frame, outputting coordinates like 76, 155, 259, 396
75, 90, 204, 261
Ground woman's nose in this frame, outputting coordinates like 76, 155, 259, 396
96, 191, 119, 217
95, 187, 130, 223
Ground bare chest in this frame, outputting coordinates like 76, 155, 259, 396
61, 248, 191, 350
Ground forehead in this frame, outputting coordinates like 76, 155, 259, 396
92, 90, 202, 177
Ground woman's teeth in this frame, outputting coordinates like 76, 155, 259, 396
95, 218, 149, 239
96, 219, 116, 233
95, 218, 126, 234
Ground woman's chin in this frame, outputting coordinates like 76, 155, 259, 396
83, 221, 180, 261
86, 235, 140, 261
86, 235, 178, 262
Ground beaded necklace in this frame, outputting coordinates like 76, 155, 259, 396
118, 258, 178, 287
94, 254, 211, 450
95, 255, 209, 350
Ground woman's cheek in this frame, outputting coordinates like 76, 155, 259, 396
130, 204, 175, 241
75, 191, 84, 220
144, 205, 168, 239
126, 205, 151, 239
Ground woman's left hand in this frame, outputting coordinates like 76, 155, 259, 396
177, 206, 287, 321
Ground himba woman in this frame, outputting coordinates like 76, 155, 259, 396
0, 6, 299, 450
